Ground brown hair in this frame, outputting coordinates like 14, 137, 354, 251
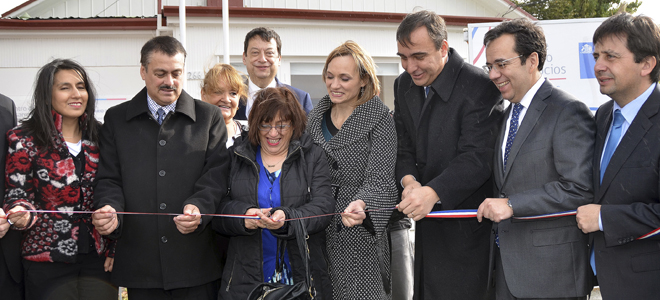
322, 40, 380, 106
201, 64, 247, 104
396, 10, 447, 50
593, 13, 660, 82
247, 87, 307, 146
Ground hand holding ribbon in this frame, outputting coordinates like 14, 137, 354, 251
0, 209, 9, 238
93, 205, 119, 235
7, 206, 30, 229
174, 204, 202, 234
342, 200, 367, 227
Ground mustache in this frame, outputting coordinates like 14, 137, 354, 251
159, 85, 177, 91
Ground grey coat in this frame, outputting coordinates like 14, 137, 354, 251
306, 95, 398, 299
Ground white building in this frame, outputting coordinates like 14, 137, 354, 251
0, 0, 533, 119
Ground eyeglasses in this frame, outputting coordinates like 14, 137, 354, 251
483, 55, 523, 73
259, 123, 291, 133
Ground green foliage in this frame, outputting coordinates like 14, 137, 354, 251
510, 0, 642, 20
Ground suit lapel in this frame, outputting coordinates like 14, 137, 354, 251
501, 80, 551, 183
404, 85, 424, 129
494, 105, 509, 190
597, 87, 660, 200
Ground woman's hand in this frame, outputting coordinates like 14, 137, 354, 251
104, 257, 114, 272
260, 209, 286, 230
7, 206, 30, 229
341, 200, 367, 228
0, 209, 10, 238
245, 208, 271, 230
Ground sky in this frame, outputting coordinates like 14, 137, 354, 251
0, 0, 659, 21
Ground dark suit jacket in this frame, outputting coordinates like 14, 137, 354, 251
0, 93, 21, 299
492, 80, 594, 298
394, 48, 504, 300
592, 84, 660, 299
235, 77, 312, 120
95, 88, 230, 290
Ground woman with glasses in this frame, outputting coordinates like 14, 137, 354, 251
306, 41, 398, 299
2, 59, 116, 300
213, 87, 335, 299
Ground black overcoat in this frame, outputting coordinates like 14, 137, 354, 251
393, 49, 504, 299
94, 88, 229, 290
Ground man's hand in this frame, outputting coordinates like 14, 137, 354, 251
0, 209, 10, 238
398, 178, 439, 221
92, 205, 119, 235
477, 198, 513, 223
341, 200, 367, 228
7, 206, 30, 229
576, 204, 601, 234
174, 204, 202, 234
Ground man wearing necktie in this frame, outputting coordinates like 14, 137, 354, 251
394, 10, 504, 299
576, 13, 660, 299
477, 19, 595, 300
91, 36, 230, 299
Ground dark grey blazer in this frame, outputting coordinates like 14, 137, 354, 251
95, 88, 229, 290
592, 84, 660, 299
492, 80, 594, 298
0, 93, 21, 299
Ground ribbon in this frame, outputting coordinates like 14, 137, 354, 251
3, 208, 659, 240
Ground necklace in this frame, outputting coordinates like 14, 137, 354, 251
261, 150, 286, 168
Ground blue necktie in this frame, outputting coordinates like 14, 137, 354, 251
156, 108, 166, 125
600, 109, 624, 183
424, 86, 430, 97
503, 103, 523, 172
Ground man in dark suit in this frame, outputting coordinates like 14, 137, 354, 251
576, 13, 660, 299
0, 93, 22, 299
477, 19, 594, 300
234, 27, 312, 120
92, 36, 229, 299
394, 10, 503, 299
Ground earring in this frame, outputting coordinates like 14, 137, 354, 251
359, 86, 365, 97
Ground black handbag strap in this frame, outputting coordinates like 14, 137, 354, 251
284, 210, 315, 298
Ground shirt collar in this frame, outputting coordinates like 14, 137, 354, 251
613, 82, 656, 124
248, 77, 277, 97
146, 93, 177, 119
516, 76, 545, 109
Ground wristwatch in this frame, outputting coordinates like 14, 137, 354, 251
507, 200, 514, 216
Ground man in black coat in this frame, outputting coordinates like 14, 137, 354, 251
0, 93, 22, 299
92, 36, 229, 299
394, 11, 504, 299
577, 13, 660, 299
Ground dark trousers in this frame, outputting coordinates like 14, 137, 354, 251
0, 258, 23, 300
128, 280, 219, 300
23, 252, 116, 300
495, 247, 586, 300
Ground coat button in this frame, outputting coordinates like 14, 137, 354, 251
332, 161, 338, 170
159, 170, 166, 177
161, 236, 168, 243
159, 203, 167, 210
159, 140, 166, 146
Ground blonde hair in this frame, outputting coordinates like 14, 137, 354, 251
201, 64, 248, 103
322, 41, 380, 106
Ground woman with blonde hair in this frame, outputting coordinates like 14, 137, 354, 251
306, 40, 398, 299
201, 63, 248, 148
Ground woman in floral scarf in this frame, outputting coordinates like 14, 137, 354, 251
3, 59, 116, 300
